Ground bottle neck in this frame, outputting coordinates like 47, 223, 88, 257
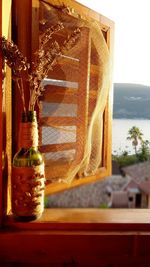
22, 110, 37, 123
19, 122, 38, 148
19, 111, 38, 149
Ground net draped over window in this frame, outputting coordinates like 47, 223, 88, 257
38, 0, 112, 184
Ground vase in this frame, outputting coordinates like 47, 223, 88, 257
11, 111, 45, 221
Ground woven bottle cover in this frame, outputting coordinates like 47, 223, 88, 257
18, 122, 38, 148
12, 120, 45, 218
12, 164, 45, 217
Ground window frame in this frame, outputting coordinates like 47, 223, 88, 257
0, 0, 150, 230
1, 4, 150, 266
0, 0, 2, 228
31, 0, 114, 196
1, 0, 114, 227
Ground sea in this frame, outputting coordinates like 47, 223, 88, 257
112, 119, 150, 155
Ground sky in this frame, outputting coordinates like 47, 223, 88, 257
77, 0, 150, 86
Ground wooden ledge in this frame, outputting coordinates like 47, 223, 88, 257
4, 208, 150, 232
1, 209, 150, 265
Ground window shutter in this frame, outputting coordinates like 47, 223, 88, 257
38, 25, 91, 181
11, 0, 114, 196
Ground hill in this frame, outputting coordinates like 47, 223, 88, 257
113, 83, 150, 119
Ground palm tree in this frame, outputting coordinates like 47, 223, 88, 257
127, 126, 143, 154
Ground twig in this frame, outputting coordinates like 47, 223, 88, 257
16, 79, 26, 113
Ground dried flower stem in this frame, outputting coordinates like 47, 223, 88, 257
1, 36, 29, 112
40, 22, 64, 48
28, 23, 64, 111
1, 24, 81, 113
42, 28, 80, 76
61, 28, 81, 54
16, 79, 26, 113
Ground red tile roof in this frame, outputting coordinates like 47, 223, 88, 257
122, 162, 150, 183
122, 162, 150, 194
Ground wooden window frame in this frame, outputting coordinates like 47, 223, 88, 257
0, 0, 2, 228
11, 0, 114, 196
1, 1, 150, 265
1, 0, 116, 224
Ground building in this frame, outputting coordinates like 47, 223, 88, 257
110, 162, 150, 208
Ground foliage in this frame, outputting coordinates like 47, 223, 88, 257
113, 126, 150, 169
127, 126, 143, 154
44, 196, 49, 208
137, 140, 150, 162
112, 152, 138, 169
99, 203, 109, 209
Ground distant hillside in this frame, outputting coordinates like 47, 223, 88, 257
113, 83, 150, 119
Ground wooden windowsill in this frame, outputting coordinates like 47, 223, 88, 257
4, 208, 150, 232
1, 209, 150, 265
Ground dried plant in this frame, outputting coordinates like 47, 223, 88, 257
1, 22, 80, 112
28, 27, 80, 110
1, 36, 30, 112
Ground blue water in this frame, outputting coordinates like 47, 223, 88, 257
112, 119, 150, 155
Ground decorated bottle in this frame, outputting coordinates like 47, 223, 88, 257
12, 111, 45, 221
